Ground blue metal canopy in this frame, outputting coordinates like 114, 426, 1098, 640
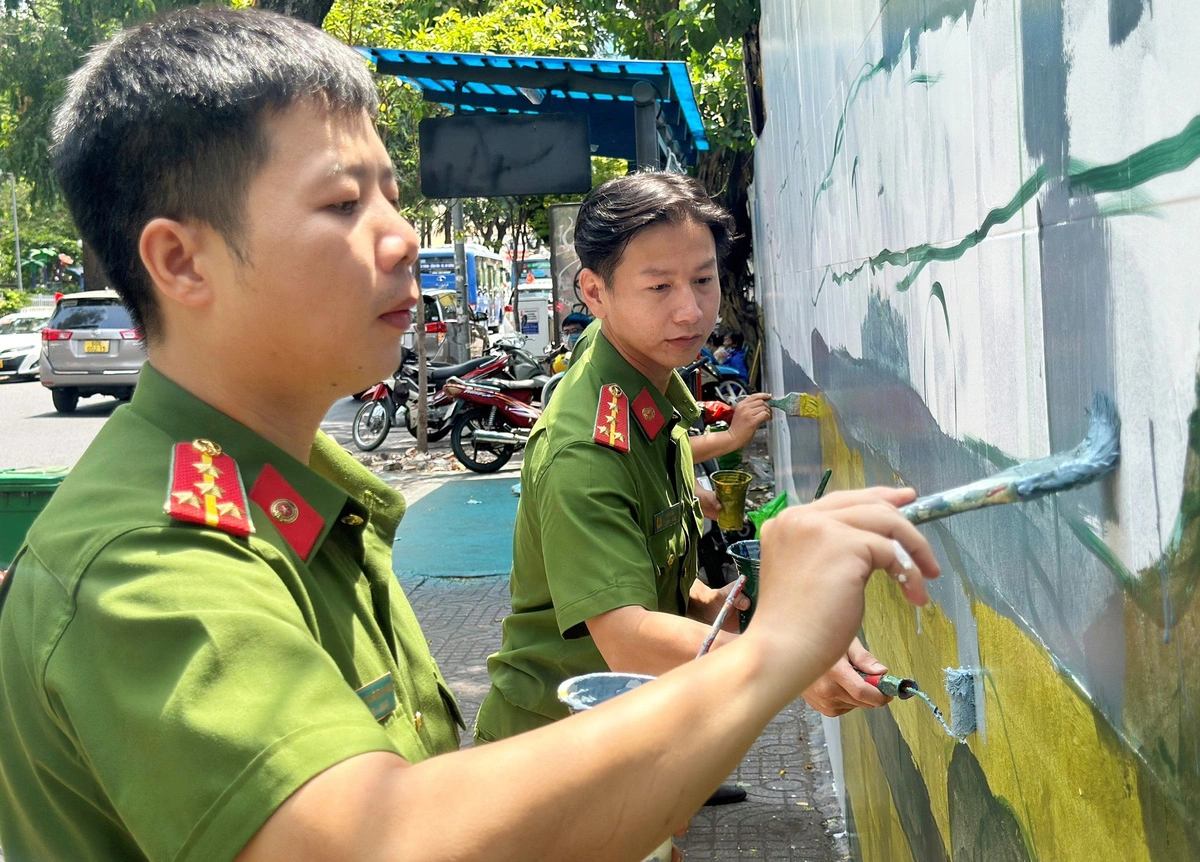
356, 48, 709, 167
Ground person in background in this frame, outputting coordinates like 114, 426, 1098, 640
721, 331, 749, 379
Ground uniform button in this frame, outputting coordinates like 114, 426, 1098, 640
667, 553, 677, 565
341, 513, 364, 526
413, 711, 424, 732
270, 499, 299, 523
191, 438, 222, 457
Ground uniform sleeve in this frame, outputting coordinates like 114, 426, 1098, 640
536, 443, 659, 636
42, 527, 400, 862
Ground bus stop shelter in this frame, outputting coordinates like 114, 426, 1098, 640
355, 48, 709, 171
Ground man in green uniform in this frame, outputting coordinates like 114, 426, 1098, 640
478, 175, 900, 758
0, 9, 939, 860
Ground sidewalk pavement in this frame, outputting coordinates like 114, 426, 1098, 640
323, 398, 850, 861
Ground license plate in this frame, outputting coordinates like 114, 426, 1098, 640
84, 340, 110, 354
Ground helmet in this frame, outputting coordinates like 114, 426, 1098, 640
552, 353, 570, 374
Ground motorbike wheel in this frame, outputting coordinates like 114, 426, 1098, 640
450, 409, 515, 473
352, 400, 392, 451
715, 379, 749, 404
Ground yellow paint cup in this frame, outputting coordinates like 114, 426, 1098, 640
711, 469, 753, 531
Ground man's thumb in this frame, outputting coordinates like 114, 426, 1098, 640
850, 643, 886, 674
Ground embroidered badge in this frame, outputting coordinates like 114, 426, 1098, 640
632, 388, 666, 440
653, 501, 685, 534
165, 440, 254, 538
593, 384, 630, 453
356, 672, 397, 723
249, 465, 325, 561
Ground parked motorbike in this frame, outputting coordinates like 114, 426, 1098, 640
443, 376, 543, 473
351, 351, 510, 451
351, 370, 411, 451
697, 347, 750, 404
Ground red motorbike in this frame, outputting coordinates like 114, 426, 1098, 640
352, 351, 512, 451
442, 376, 543, 472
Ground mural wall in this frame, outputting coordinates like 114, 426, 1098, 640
753, 1, 1200, 858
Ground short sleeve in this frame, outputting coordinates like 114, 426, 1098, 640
536, 443, 658, 636
43, 527, 400, 862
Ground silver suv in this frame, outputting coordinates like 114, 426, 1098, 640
39, 290, 147, 413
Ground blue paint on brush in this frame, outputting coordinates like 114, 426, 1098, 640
944, 667, 978, 740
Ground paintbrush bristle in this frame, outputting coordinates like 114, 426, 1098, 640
944, 667, 978, 739
768, 392, 821, 418
1013, 391, 1120, 497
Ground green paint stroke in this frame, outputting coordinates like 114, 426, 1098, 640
815, 113, 1200, 303
909, 72, 943, 85
811, 57, 891, 218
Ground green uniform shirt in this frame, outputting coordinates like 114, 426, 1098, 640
476, 327, 702, 740
0, 365, 463, 862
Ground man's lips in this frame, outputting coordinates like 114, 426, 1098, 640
380, 309, 414, 330
666, 334, 704, 347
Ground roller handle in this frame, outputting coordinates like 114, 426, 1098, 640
858, 671, 920, 700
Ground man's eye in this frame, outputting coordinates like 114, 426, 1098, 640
651, 283, 671, 292
331, 200, 360, 214
696, 277, 714, 286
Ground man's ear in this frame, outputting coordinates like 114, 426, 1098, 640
578, 268, 609, 320
138, 217, 216, 310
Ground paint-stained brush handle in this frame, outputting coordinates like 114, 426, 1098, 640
695, 574, 746, 659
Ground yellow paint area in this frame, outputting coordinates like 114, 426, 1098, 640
971, 604, 1152, 859
840, 709, 915, 862
815, 399, 1171, 860
860, 577, 962, 845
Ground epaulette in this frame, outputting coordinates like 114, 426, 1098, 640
593, 384, 630, 453
165, 439, 254, 538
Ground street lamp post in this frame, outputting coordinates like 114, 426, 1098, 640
7, 173, 21, 292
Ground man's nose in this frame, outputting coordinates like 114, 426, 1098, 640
379, 213, 419, 274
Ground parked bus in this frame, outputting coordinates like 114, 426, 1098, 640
418, 245, 509, 330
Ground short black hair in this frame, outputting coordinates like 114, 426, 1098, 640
574, 171, 735, 286
51, 7, 380, 341
726, 331, 744, 349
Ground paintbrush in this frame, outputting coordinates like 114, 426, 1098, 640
767, 392, 821, 418
900, 392, 1119, 525
694, 574, 746, 658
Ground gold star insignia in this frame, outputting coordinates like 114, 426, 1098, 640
172, 490, 202, 509
193, 461, 223, 478
597, 424, 610, 436
196, 479, 224, 498
215, 502, 243, 520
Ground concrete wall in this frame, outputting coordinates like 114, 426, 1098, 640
753, 1, 1199, 858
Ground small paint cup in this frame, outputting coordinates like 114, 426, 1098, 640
711, 469, 753, 531
557, 673, 674, 862
727, 540, 761, 632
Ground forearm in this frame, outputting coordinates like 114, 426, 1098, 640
394, 637, 798, 861
591, 607, 736, 675
689, 430, 740, 464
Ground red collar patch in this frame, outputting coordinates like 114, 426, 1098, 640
249, 464, 325, 561
632, 388, 666, 441
593, 384, 630, 453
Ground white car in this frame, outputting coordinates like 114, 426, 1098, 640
0, 307, 53, 379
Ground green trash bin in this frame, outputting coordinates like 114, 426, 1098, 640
0, 467, 69, 570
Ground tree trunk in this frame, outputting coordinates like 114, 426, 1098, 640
698, 146, 760, 387
254, 0, 335, 26
81, 240, 111, 293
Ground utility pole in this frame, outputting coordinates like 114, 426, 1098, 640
414, 257, 429, 455
7, 173, 21, 291
452, 199, 470, 362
